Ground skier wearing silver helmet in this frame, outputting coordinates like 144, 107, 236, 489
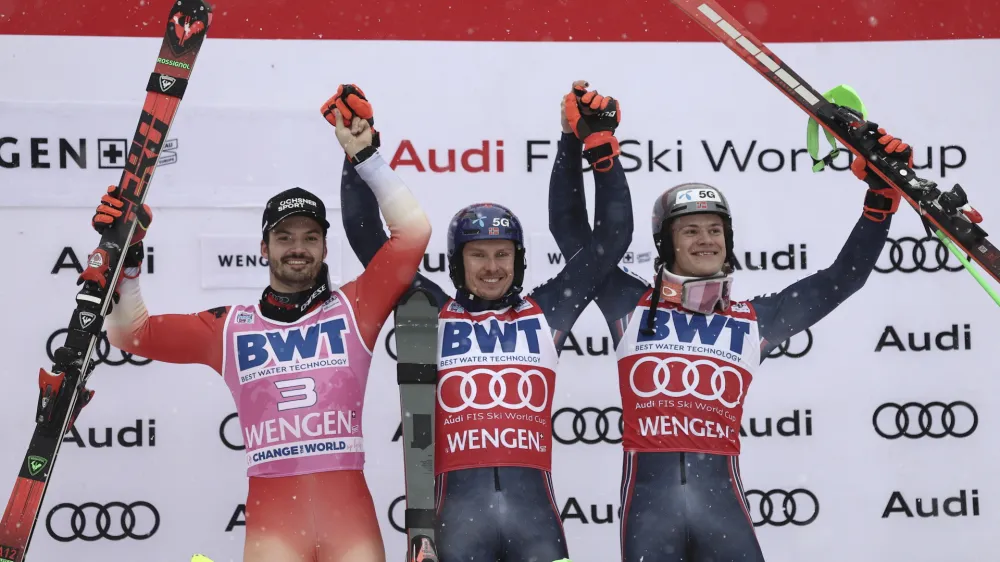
549, 115, 910, 560
336, 82, 633, 562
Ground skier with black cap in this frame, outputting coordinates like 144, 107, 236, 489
96, 89, 432, 562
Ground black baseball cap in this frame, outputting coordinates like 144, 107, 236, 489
262, 187, 331, 239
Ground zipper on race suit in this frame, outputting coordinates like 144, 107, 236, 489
679, 452, 687, 485
494, 467, 501, 491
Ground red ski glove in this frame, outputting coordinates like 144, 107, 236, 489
563, 81, 622, 172
92, 185, 153, 246
851, 127, 910, 223
83, 185, 151, 292
321, 84, 380, 149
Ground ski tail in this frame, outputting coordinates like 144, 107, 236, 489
667, 0, 1000, 295
0, 2, 213, 560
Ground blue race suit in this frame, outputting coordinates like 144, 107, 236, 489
548, 131, 891, 561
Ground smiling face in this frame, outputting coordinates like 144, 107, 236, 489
462, 239, 516, 300
261, 215, 327, 292
669, 213, 727, 277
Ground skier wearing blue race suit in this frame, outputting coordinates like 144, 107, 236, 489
547, 101, 912, 561
336, 82, 632, 561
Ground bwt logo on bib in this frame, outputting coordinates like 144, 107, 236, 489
636, 309, 750, 356
440, 318, 542, 359
236, 317, 350, 382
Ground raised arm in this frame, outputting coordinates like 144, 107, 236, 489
548, 131, 590, 261
751, 126, 910, 357
533, 82, 636, 346
339, 149, 433, 351
538, 83, 646, 348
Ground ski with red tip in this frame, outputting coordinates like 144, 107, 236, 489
666, 0, 1000, 285
0, 2, 212, 560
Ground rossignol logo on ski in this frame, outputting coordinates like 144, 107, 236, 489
78, 312, 96, 329
159, 75, 177, 92
27, 456, 47, 477
156, 57, 191, 69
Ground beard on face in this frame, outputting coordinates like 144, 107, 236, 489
269, 251, 322, 290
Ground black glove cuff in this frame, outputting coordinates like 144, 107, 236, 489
350, 145, 378, 166
864, 189, 895, 212
123, 242, 144, 269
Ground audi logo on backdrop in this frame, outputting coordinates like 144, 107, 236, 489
744, 489, 819, 527
552, 407, 623, 445
874, 236, 963, 273
629, 356, 745, 407
388, 495, 406, 533
872, 401, 978, 439
47, 328, 151, 367
46, 501, 160, 541
219, 413, 244, 450
385, 327, 397, 361
437, 369, 549, 413
764, 328, 813, 359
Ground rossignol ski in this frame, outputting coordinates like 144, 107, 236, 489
393, 287, 440, 562
0, 3, 213, 561
666, 0, 1000, 302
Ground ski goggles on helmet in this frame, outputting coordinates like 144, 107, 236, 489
659, 274, 733, 315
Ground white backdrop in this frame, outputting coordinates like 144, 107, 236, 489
1, 34, 998, 562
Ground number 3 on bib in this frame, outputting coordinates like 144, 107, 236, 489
275, 377, 318, 411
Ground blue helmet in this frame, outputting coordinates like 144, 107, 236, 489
446, 202, 527, 298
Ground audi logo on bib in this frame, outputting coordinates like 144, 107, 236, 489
437, 368, 549, 413
629, 356, 746, 408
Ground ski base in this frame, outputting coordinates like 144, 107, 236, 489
393, 287, 440, 562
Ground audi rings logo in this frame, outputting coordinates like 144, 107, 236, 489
388, 495, 406, 534
46, 501, 160, 541
385, 328, 397, 361
873, 401, 978, 439
629, 356, 745, 407
874, 236, 963, 273
437, 369, 549, 413
764, 328, 812, 359
47, 328, 151, 367
219, 413, 245, 450
744, 489, 819, 527
552, 407, 623, 445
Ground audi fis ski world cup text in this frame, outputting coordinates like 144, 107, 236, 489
523, 138, 966, 177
